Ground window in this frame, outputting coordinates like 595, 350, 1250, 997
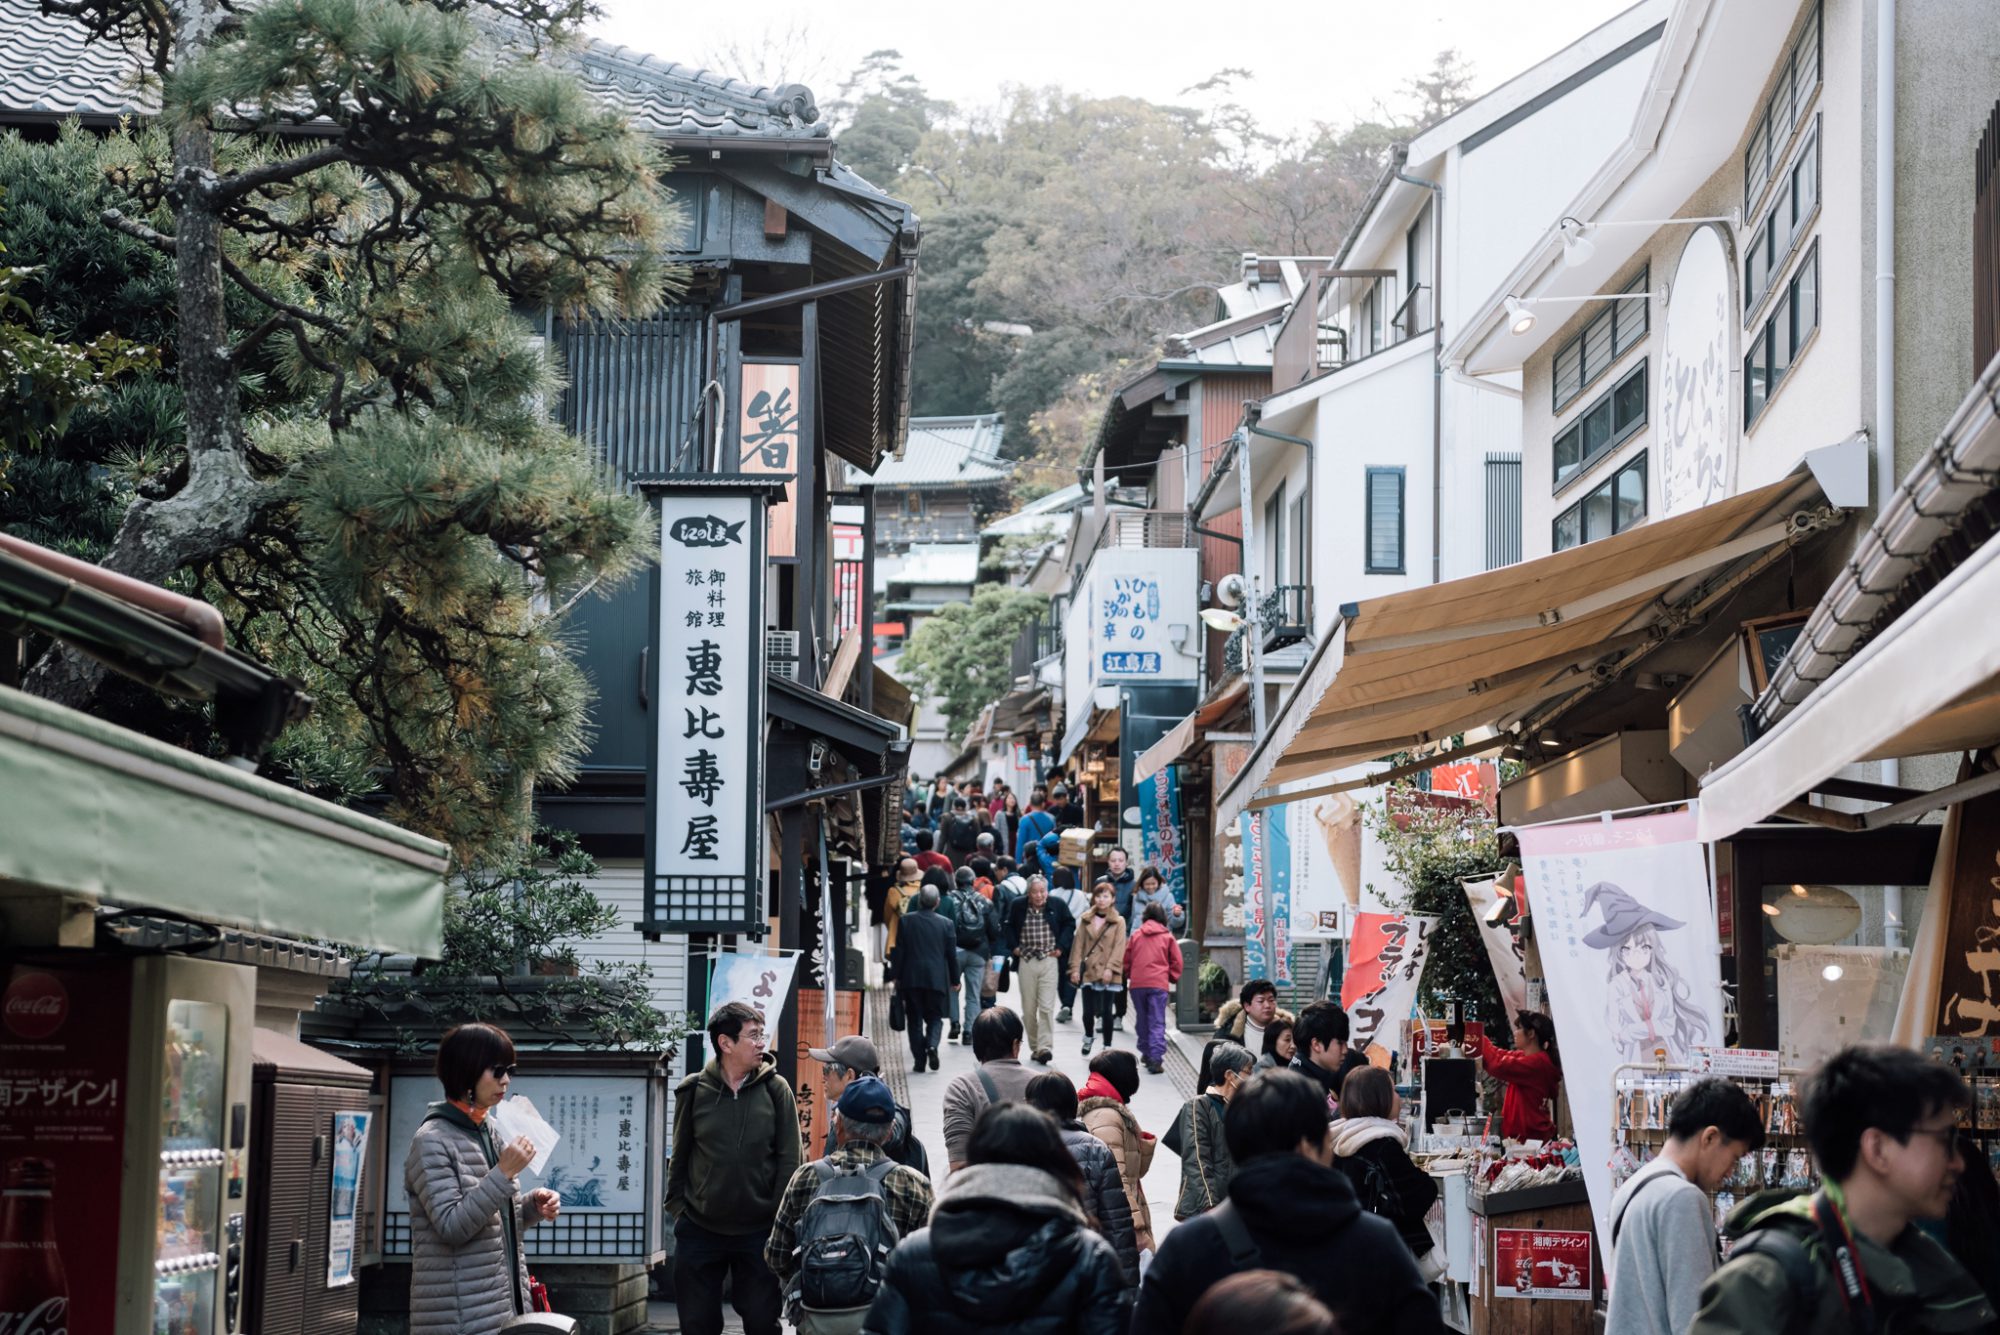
1745, 3, 1822, 214
903, 492, 923, 517
1551, 268, 1649, 412
1554, 453, 1648, 552
1552, 359, 1648, 488
1745, 243, 1820, 428
1745, 120, 1820, 315
1288, 489, 1311, 587
1365, 468, 1405, 574
1264, 488, 1286, 590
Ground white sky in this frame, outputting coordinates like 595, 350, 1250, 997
590, 0, 1641, 138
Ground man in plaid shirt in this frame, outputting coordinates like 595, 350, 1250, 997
764, 1076, 935, 1302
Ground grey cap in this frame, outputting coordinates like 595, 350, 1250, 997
808, 1034, 880, 1073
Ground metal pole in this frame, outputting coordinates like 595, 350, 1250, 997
815, 810, 837, 1046
1236, 425, 1264, 742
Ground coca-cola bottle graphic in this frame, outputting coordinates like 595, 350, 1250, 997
0, 1157, 68, 1335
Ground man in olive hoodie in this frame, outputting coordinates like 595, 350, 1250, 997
668, 1001, 803, 1335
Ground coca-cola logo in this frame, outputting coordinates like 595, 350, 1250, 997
0, 1298, 67, 1335
2, 974, 68, 1040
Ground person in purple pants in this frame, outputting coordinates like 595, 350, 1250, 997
1122, 902, 1184, 1074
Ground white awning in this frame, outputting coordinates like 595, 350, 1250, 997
1698, 532, 2000, 841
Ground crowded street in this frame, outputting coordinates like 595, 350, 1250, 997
3, 0, 2000, 1333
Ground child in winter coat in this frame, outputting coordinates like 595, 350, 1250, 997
1123, 902, 1184, 1074
1068, 881, 1129, 1057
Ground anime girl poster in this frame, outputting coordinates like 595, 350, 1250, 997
1516, 807, 1724, 1246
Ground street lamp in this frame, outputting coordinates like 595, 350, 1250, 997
1198, 607, 1244, 633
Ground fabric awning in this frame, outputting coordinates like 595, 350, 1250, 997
1697, 532, 2000, 842
1216, 472, 1836, 828
1131, 682, 1249, 785
0, 684, 448, 956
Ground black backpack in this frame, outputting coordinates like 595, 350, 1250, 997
789, 1157, 901, 1313
951, 890, 988, 951
947, 814, 979, 853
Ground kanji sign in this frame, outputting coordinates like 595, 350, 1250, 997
646, 481, 769, 932
738, 361, 801, 559
1491, 1228, 1593, 1300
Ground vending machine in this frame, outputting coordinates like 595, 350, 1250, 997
0, 952, 255, 1335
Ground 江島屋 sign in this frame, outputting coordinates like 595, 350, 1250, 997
645, 480, 770, 933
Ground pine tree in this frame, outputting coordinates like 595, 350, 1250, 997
19, 0, 684, 861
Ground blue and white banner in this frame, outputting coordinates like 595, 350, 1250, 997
1239, 809, 1294, 985
1268, 804, 1293, 985
1137, 767, 1186, 908
707, 952, 800, 1033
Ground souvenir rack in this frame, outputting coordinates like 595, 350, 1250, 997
1609, 1057, 1818, 1249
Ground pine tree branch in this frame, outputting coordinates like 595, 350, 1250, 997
101, 208, 177, 254
203, 144, 350, 205
218, 254, 342, 332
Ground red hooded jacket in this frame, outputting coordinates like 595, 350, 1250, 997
1122, 919, 1184, 990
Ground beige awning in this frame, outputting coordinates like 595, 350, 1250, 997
1131, 682, 1250, 785
1216, 472, 1834, 828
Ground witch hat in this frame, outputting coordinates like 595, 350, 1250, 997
1580, 881, 1685, 949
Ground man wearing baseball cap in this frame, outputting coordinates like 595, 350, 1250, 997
808, 1034, 930, 1178
764, 1076, 935, 1335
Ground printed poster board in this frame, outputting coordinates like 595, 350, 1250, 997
1491, 1228, 1594, 1300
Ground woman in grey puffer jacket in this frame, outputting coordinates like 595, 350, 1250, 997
405, 1023, 562, 1335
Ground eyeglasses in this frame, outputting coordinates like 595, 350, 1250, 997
489, 1064, 518, 1080
731, 1030, 768, 1048
1904, 1123, 1964, 1154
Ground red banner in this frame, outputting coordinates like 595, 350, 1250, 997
0, 959, 133, 1334
1341, 912, 1436, 1057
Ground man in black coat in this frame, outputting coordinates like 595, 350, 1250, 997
1291, 999, 1371, 1117
1130, 1069, 1444, 1335
889, 886, 959, 1072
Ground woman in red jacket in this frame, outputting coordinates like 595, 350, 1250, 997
1479, 1011, 1561, 1142
1123, 902, 1184, 1075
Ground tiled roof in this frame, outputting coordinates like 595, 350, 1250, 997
875, 543, 981, 593
0, 0, 157, 118
0, 0, 827, 142
847, 415, 1010, 489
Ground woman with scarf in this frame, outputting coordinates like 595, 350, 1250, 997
405, 1023, 561, 1335
1331, 1065, 1439, 1277
1068, 880, 1128, 1058
1079, 1048, 1157, 1257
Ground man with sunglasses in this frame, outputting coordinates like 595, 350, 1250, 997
1691, 1043, 1995, 1335
668, 1002, 803, 1335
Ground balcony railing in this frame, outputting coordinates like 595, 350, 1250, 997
1068, 508, 1193, 596
1010, 612, 1063, 679
1272, 268, 1431, 389
1222, 624, 1248, 677
1259, 584, 1312, 650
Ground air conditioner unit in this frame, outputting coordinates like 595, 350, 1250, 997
767, 630, 802, 681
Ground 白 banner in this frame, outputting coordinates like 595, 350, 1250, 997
707, 952, 800, 1033
1463, 874, 1530, 1020
1516, 807, 1722, 1242
1341, 912, 1437, 1059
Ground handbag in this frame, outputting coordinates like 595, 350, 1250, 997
888, 992, 905, 1031
996, 962, 1012, 994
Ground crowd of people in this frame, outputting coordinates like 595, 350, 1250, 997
883, 772, 1186, 1076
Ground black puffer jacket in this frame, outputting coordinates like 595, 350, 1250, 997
1058, 1121, 1140, 1292
1131, 1154, 1443, 1335
862, 1164, 1126, 1335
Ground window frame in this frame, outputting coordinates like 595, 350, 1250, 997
1745, 117, 1821, 320
1552, 358, 1649, 491
1553, 451, 1649, 552
1744, 241, 1820, 429
1551, 268, 1650, 414
1364, 466, 1406, 575
1744, 2, 1822, 219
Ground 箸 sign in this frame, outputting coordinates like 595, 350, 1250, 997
644, 478, 772, 933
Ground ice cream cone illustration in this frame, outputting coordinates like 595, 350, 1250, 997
1315, 795, 1364, 908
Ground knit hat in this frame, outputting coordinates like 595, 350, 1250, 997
1580, 881, 1685, 949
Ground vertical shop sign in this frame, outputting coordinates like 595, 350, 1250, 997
1935, 789, 2000, 1038
1214, 809, 1248, 941
738, 361, 800, 559
794, 990, 865, 1155
646, 482, 769, 933
1241, 811, 1268, 983
1138, 766, 1186, 911
1268, 806, 1293, 984
0, 961, 132, 1335
1342, 913, 1438, 1058
1517, 807, 1722, 1245
328, 1110, 371, 1287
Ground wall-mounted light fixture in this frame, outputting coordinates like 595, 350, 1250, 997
1552, 211, 1739, 269
1502, 285, 1667, 336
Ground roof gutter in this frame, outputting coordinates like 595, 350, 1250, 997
0, 531, 226, 649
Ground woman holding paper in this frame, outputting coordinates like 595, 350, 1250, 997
405, 1022, 563, 1335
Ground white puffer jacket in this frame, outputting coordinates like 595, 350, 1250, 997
404, 1103, 543, 1335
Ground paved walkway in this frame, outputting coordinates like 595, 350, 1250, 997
869, 982, 1198, 1246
